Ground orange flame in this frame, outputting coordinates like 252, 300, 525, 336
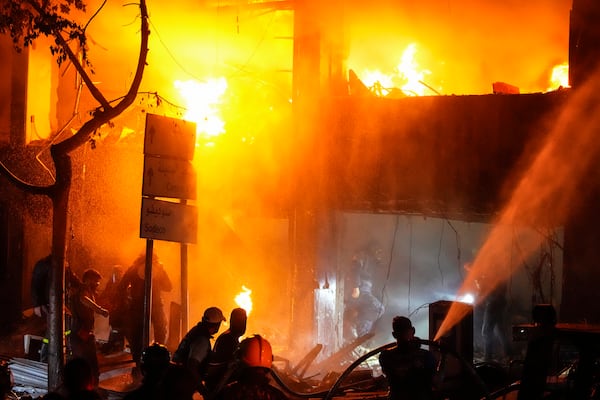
357, 43, 435, 97
174, 78, 227, 140
234, 285, 253, 316
397, 43, 431, 96
361, 69, 395, 97
547, 62, 569, 91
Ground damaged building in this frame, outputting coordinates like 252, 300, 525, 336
0, 0, 599, 388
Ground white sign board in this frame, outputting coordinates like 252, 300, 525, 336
144, 114, 196, 160
140, 198, 197, 244
142, 156, 197, 200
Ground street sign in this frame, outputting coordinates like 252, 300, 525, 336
144, 114, 196, 160
140, 198, 198, 244
142, 155, 197, 200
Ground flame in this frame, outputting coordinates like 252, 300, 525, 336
547, 62, 569, 91
357, 43, 435, 97
234, 285, 253, 316
397, 43, 431, 96
174, 78, 227, 139
361, 69, 395, 97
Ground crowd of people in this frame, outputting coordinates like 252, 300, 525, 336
25, 304, 437, 400
31, 304, 286, 400
25, 252, 450, 400
27, 252, 295, 400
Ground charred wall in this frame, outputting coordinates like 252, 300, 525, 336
321, 91, 570, 220
569, 0, 600, 89
304, 88, 600, 323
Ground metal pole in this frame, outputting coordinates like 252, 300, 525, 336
181, 243, 188, 333
181, 198, 189, 333
143, 239, 154, 348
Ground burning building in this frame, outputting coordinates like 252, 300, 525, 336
0, 0, 599, 383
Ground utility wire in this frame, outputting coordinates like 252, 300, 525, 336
436, 220, 445, 286
446, 219, 462, 278
147, 18, 206, 82
380, 214, 400, 305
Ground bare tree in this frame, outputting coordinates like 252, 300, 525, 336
0, 0, 149, 389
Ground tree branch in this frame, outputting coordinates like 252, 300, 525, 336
53, 31, 111, 110
53, 0, 150, 155
23, 0, 111, 111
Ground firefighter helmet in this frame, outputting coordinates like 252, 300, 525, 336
238, 335, 273, 369
141, 342, 171, 375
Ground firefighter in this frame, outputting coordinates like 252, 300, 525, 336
42, 357, 103, 399
173, 307, 226, 396
206, 307, 248, 395
67, 268, 109, 388
30, 254, 52, 362
379, 316, 436, 400
217, 335, 288, 400
0, 360, 13, 399
123, 342, 171, 400
517, 304, 557, 400
118, 253, 172, 372
99, 265, 127, 354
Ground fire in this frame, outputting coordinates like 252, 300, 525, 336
547, 62, 569, 91
397, 43, 431, 96
174, 78, 228, 139
361, 69, 395, 97
234, 285, 253, 316
356, 43, 435, 97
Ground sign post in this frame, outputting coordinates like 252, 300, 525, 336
140, 114, 197, 347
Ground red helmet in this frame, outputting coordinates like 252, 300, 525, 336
238, 335, 273, 369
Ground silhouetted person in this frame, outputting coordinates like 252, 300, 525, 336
119, 253, 172, 370
217, 335, 288, 400
379, 316, 436, 400
355, 280, 385, 336
213, 308, 248, 363
343, 251, 384, 342
481, 279, 509, 362
31, 254, 52, 362
517, 304, 557, 400
206, 307, 248, 394
157, 362, 197, 400
67, 268, 109, 388
345, 279, 385, 341
173, 306, 226, 396
0, 361, 13, 399
42, 357, 103, 400
123, 342, 171, 400
99, 264, 126, 354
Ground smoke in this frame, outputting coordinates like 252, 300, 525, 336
436, 67, 600, 340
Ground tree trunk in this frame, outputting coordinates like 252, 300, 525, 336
0, 0, 149, 389
48, 151, 71, 390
